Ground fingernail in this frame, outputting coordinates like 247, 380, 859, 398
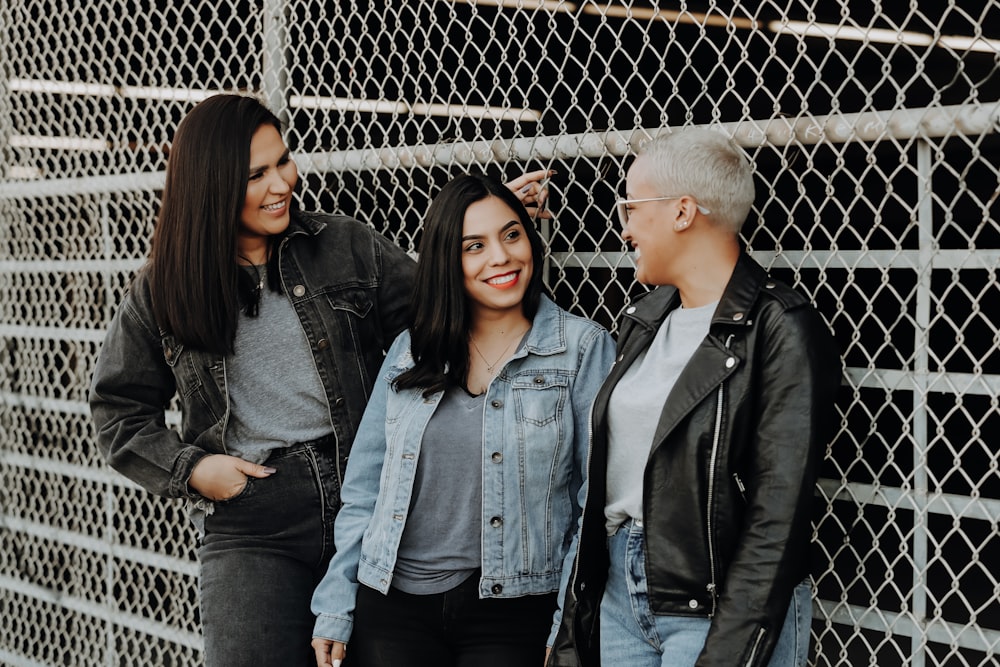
262, 467, 277, 474
333, 661, 342, 667
520, 185, 531, 193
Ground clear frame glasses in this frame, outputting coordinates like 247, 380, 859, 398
615, 195, 711, 229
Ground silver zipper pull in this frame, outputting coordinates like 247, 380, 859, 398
733, 473, 747, 495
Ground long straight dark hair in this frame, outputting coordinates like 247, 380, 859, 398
147, 93, 284, 354
393, 173, 546, 396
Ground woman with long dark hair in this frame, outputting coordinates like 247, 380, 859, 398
89, 94, 550, 666
310, 174, 615, 667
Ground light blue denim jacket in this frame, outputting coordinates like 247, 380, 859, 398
311, 295, 615, 646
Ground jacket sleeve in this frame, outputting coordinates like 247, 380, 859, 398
88, 288, 209, 498
696, 304, 841, 666
311, 332, 407, 643
547, 325, 617, 647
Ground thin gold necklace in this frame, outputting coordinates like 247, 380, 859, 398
470, 330, 523, 374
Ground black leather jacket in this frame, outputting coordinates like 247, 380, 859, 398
550, 255, 841, 667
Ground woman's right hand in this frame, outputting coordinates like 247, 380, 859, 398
312, 638, 347, 667
187, 454, 276, 501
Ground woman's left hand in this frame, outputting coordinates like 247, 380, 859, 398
311, 638, 346, 667
506, 169, 555, 220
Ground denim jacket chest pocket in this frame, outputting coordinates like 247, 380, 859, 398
319, 287, 380, 382
323, 288, 373, 318
510, 370, 570, 427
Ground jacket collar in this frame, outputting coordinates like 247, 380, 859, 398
623, 253, 768, 331
517, 294, 567, 357
390, 294, 567, 375
286, 209, 328, 238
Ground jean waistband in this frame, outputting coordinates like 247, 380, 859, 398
613, 517, 644, 536
264, 433, 337, 461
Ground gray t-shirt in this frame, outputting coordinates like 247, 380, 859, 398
392, 386, 485, 594
604, 300, 717, 533
225, 264, 332, 463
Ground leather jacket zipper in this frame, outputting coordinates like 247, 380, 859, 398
706, 334, 734, 615
706, 380, 723, 615
569, 394, 598, 598
732, 472, 747, 502
744, 626, 766, 665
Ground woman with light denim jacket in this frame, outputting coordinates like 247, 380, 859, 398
310, 173, 615, 667
89, 95, 553, 667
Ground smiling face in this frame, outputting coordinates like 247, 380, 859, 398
238, 123, 298, 264
461, 195, 535, 317
621, 155, 683, 286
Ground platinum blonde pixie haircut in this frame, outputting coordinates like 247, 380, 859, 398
637, 127, 755, 235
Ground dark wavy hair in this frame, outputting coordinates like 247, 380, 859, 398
393, 173, 546, 396
147, 93, 285, 354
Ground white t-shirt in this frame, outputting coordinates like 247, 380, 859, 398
604, 299, 717, 534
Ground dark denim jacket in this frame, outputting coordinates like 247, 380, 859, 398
89, 211, 416, 499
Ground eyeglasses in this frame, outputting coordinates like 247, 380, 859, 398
614, 196, 711, 229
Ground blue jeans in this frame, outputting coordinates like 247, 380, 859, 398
599, 519, 812, 666
198, 439, 341, 667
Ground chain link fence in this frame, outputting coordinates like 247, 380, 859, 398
1, 1, 998, 665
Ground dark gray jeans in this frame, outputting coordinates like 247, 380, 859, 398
198, 438, 340, 667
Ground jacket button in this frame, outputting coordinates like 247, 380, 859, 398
626, 306, 636, 314
491, 584, 503, 594
732, 312, 744, 321
491, 399, 503, 409
765, 281, 775, 289
688, 599, 699, 609
491, 452, 503, 463
533, 375, 545, 384
726, 357, 736, 368
490, 516, 503, 527
334, 397, 344, 407
293, 284, 306, 297
317, 338, 329, 350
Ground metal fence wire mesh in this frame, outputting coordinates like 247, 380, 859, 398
1, 0, 999, 665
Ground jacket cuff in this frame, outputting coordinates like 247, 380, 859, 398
170, 447, 212, 499
546, 614, 562, 648
312, 613, 353, 645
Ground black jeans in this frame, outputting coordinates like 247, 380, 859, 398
198, 439, 340, 667
346, 573, 557, 667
